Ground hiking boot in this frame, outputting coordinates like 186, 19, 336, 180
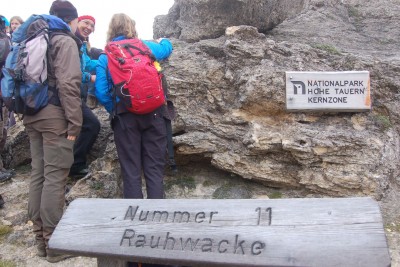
69, 168, 89, 179
46, 251, 74, 263
36, 243, 47, 257
0, 170, 14, 183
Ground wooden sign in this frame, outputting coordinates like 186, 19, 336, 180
286, 71, 371, 112
49, 197, 390, 267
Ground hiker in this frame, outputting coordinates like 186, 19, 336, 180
9, 16, 23, 35
95, 13, 173, 267
0, 15, 14, 209
95, 13, 173, 199
24, 0, 82, 262
7, 16, 24, 128
0, 15, 15, 184
69, 15, 101, 178
76, 15, 102, 110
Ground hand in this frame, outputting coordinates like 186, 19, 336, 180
90, 75, 96, 83
67, 135, 77, 141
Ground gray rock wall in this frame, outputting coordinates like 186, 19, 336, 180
153, 0, 400, 198
5, 0, 400, 201
161, 26, 399, 198
154, 0, 306, 42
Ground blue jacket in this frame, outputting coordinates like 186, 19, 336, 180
79, 41, 98, 99
95, 36, 173, 113
80, 42, 97, 83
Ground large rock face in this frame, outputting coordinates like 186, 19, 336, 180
160, 29, 399, 198
151, 0, 400, 198
154, 0, 306, 42
270, 0, 400, 61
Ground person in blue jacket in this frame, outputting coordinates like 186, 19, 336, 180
96, 13, 173, 198
69, 15, 101, 178
95, 13, 173, 267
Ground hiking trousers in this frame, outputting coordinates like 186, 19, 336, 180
71, 102, 100, 172
113, 110, 167, 199
25, 118, 74, 248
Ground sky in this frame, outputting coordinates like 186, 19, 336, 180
2, 0, 175, 48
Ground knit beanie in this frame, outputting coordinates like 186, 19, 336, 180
49, 0, 78, 23
78, 15, 95, 25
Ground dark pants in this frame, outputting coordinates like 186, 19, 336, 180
113, 110, 166, 199
70, 102, 100, 172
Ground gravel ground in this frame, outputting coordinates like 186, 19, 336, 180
0, 167, 399, 267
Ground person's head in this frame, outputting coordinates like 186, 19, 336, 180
0, 15, 10, 34
76, 15, 95, 40
10, 16, 23, 32
106, 13, 138, 42
49, 0, 79, 32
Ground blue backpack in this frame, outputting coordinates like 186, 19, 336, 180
1, 15, 70, 115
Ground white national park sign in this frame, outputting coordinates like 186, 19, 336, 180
285, 71, 371, 112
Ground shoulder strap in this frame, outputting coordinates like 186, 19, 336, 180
123, 43, 148, 55
122, 40, 156, 61
165, 117, 177, 173
46, 30, 71, 107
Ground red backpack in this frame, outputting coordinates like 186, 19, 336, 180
105, 38, 165, 114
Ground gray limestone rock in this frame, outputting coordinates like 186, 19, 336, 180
4, 0, 400, 202
154, 0, 306, 42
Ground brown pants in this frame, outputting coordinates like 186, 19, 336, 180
25, 118, 74, 247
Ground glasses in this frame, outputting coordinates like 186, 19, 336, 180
81, 20, 95, 30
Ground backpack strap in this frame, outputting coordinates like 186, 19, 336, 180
165, 117, 177, 173
46, 30, 72, 107
122, 43, 156, 61
160, 74, 177, 172
104, 61, 118, 120
24, 27, 48, 44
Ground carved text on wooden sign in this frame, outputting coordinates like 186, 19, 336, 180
119, 206, 272, 255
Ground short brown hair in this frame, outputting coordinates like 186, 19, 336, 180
106, 13, 138, 42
